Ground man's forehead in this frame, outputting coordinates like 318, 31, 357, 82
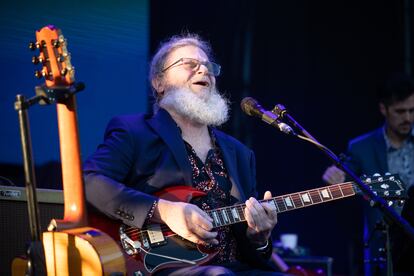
387, 94, 414, 110
167, 45, 208, 61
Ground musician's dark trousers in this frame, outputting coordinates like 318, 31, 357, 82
154, 265, 293, 275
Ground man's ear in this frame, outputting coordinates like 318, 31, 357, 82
379, 102, 387, 117
151, 77, 165, 94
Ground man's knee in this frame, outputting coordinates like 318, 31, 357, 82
201, 265, 235, 276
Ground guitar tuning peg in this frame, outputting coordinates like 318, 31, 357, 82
58, 55, 65, 62
52, 39, 60, 48
61, 68, 68, 76
34, 70, 44, 79
398, 200, 405, 206
34, 70, 49, 79
32, 56, 44, 65
28, 42, 38, 51
388, 201, 393, 207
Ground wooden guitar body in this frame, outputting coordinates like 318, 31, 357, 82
43, 227, 125, 275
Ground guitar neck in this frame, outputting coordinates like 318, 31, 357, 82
55, 96, 87, 229
207, 182, 356, 228
34, 26, 86, 230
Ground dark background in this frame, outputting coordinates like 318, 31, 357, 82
1, 0, 412, 275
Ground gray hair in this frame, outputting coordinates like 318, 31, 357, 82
149, 34, 214, 97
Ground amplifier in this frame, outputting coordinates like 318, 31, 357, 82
0, 185, 63, 276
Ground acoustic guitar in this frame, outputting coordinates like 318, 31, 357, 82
90, 174, 405, 275
31, 25, 126, 275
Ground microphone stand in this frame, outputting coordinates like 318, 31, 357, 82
14, 82, 84, 276
271, 104, 414, 276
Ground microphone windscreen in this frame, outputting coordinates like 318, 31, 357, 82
240, 97, 259, 116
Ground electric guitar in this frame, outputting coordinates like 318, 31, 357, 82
90, 174, 406, 275
31, 25, 126, 275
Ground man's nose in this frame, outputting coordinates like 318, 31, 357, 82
197, 63, 210, 75
406, 110, 414, 122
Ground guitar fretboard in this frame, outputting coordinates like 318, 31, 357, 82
207, 182, 356, 228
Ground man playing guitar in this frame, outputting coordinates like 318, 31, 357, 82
83, 33, 281, 275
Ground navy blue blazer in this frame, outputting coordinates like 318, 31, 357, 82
345, 127, 388, 176
83, 108, 257, 229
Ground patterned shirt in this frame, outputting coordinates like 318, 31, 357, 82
383, 126, 414, 190
183, 134, 239, 265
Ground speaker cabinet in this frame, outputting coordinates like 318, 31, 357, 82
0, 185, 63, 276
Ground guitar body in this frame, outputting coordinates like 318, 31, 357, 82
43, 227, 125, 276
89, 186, 216, 275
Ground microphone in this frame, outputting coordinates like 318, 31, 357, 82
240, 97, 295, 135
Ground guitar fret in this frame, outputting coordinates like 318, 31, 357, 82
329, 185, 343, 199
225, 208, 235, 224
291, 193, 304, 208
269, 199, 279, 213
319, 188, 332, 200
221, 209, 230, 224
276, 197, 287, 212
310, 190, 323, 203
211, 211, 221, 227
300, 192, 313, 205
283, 196, 294, 209
237, 206, 246, 221
341, 184, 356, 196
231, 207, 240, 222
216, 209, 225, 226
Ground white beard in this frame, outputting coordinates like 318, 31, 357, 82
159, 86, 230, 126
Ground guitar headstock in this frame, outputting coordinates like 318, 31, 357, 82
30, 25, 75, 87
360, 174, 407, 206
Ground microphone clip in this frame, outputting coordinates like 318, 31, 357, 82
271, 104, 287, 119
270, 105, 296, 136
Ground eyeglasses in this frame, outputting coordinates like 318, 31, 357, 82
161, 57, 221, 76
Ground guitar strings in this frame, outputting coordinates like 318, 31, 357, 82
121, 178, 395, 244
121, 182, 362, 240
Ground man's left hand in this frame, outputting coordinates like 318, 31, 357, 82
244, 191, 277, 247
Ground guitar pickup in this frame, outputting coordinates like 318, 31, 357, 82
147, 224, 167, 246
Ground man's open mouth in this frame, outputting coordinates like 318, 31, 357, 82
192, 81, 210, 87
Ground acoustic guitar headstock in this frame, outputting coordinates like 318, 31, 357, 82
29, 25, 75, 88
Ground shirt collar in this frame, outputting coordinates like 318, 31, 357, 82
382, 124, 414, 151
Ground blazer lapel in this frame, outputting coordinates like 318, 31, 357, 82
147, 109, 193, 185
373, 127, 388, 173
213, 129, 246, 202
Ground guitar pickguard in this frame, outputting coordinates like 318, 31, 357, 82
144, 236, 208, 272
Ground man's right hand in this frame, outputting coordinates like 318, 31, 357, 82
322, 165, 346, 184
154, 199, 218, 246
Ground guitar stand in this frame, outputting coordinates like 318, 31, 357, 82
364, 219, 390, 275
14, 82, 84, 276
364, 199, 406, 276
